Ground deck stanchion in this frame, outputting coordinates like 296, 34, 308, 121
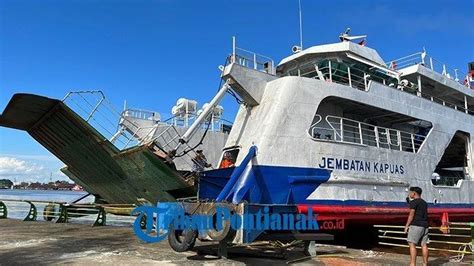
93, 207, 107, 226
56, 204, 69, 223
23, 201, 37, 221
471, 222, 473, 253
0, 201, 7, 219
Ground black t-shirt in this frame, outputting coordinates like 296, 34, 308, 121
409, 198, 429, 228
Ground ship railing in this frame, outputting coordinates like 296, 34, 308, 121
385, 51, 470, 88
0, 198, 140, 226
147, 124, 198, 170
318, 64, 377, 91
285, 59, 395, 91
123, 108, 160, 121
376, 224, 473, 263
62, 91, 230, 164
122, 125, 159, 149
230, 37, 275, 75
62, 90, 146, 150
286, 59, 472, 115
393, 80, 471, 114
401, 87, 472, 114
309, 115, 426, 153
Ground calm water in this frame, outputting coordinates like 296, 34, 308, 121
0, 189, 135, 226
0, 189, 91, 202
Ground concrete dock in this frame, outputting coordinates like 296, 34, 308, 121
0, 219, 465, 265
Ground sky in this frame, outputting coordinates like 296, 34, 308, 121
0, 0, 473, 183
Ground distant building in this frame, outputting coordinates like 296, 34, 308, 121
0, 179, 13, 189
9, 179, 78, 190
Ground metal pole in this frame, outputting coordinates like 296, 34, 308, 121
465, 95, 468, 114
176, 82, 231, 149
254, 53, 257, 70
364, 74, 368, 90
232, 36, 236, 63
398, 131, 402, 151
347, 66, 352, 87
298, 0, 303, 49
417, 75, 422, 97
339, 118, 343, 141
470, 222, 473, 249
328, 61, 332, 82
375, 127, 380, 148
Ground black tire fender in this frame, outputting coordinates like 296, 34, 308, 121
207, 208, 235, 242
167, 222, 197, 252
43, 203, 56, 221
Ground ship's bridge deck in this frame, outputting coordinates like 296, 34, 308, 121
260, 42, 473, 115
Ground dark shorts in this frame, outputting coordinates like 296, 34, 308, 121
407, 225, 429, 246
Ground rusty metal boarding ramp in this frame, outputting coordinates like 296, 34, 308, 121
0, 92, 195, 204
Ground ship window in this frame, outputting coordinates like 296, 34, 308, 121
281, 58, 398, 91
432, 131, 470, 186
218, 148, 239, 168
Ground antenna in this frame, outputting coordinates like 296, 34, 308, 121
298, 0, 303, 49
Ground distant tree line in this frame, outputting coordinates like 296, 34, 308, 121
0, 179, 80, 190
0, 179, 13, 189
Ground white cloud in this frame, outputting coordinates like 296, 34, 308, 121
0, 156, 69, 183
0, 157, 44, 175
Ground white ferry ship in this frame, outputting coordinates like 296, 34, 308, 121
190, 32, 474, 226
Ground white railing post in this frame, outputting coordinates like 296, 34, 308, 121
442, 64, 447, 76
358, 122, 363, 144
232, 36, 236, 63
347, 66, 352, 87
454, 69, 459, 82
339, 118, 344, 141
386, 128, 391, 149
374, 127, 380, 148
465, 95, 468, 114
253, 53, 257, 70
417, 75, 422, 97
430, 57, 433, 70
86, 97, 104, 122
328, 61, 332, 82
398, 131, 402, 151
411, 134, 416, 153
364, 74, 370, 90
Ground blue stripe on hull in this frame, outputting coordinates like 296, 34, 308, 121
199, 165, 474, 208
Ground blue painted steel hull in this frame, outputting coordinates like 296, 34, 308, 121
199, 165, 331, 204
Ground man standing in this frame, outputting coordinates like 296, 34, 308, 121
192, 150, 211, 172
404, 186, 429, 266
